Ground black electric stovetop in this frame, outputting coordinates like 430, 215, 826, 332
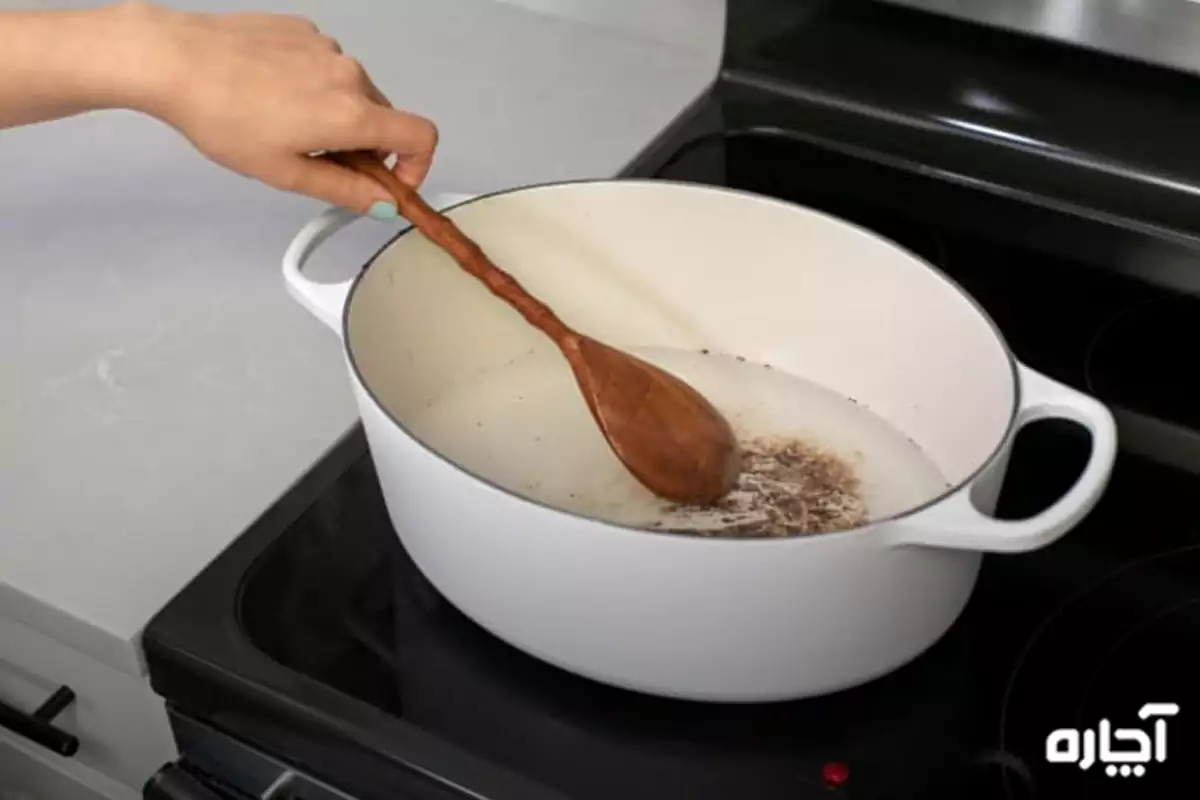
144, 4, 1200, 799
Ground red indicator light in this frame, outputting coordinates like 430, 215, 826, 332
821, 761, 850, 786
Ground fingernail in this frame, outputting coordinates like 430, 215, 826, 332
367, 201, 398, 221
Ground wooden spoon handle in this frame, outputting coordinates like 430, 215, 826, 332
327, 151, 574, 345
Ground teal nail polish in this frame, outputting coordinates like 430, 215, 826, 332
367, 201, 398, 221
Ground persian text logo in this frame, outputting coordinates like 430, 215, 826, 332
1045, 703, 1180, 778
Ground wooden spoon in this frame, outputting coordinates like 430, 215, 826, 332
328, 151, 740, 506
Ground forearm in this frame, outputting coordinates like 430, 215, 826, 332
0, 3, 440, 210
0, 3, 158, 129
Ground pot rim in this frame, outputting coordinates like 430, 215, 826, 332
342, 177, 1022, 543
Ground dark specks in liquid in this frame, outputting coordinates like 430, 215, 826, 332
663, 437, 868, 538
697, 348, 759, 367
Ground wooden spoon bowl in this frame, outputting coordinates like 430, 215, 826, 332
329, 151, 741, 506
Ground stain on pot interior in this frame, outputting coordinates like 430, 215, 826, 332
648, 436, 867, 538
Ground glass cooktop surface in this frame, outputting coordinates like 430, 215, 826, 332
218, 128, 1200, 800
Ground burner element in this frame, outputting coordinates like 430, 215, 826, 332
1001, 545, 1200, 799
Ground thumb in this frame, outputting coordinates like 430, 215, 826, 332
276, 155, 401, 219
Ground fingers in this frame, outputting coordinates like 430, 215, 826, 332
362, 74, 391, 108
204, 12, 437, 198
350, 104, 439, 188
144, 7, 436, 213
272, 155, 399, 216
315, 51, 437, 188
358, 78, 433, 185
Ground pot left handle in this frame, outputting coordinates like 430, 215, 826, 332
282, 193, 480, 335
888, 363, 1118, 553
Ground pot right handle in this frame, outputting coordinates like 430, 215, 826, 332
888, 363, 1118, 553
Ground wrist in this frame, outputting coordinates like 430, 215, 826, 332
0, 2, 178, 129
82, 2, 178, 115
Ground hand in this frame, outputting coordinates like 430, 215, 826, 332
121, 2, 438, 216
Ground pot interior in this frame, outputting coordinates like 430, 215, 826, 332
345, 180, 1015, 535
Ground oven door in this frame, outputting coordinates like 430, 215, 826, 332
143, 712, 364, 800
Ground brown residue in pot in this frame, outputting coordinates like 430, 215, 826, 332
651, 436, 867, 538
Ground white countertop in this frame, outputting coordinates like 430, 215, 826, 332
0, 0, 720, 676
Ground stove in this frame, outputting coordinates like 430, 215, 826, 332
143, 3, 1200, 799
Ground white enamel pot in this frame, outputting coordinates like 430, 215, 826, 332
282, 180, 1117, 703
